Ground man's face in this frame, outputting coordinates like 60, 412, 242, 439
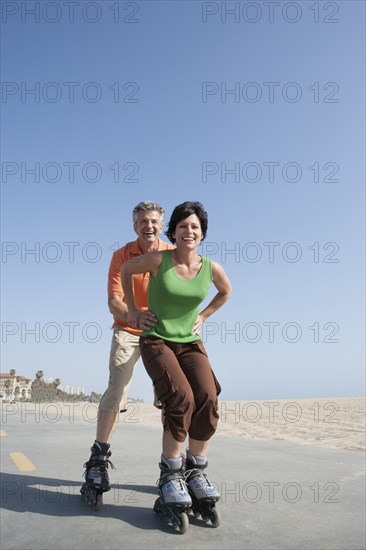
134, 210, 163, 245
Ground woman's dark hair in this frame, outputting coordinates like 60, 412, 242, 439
165, 201, 208, 244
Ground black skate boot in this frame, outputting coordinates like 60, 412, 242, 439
80, 441, 114, 511
185, 450, 221, 527
153, 455, 191, 534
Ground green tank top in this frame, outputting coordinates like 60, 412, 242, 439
142, 250, 212, 342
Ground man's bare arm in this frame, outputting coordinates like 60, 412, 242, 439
108, 294, 128, 322
120, 252, 163, 328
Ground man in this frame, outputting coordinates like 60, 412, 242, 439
82, 201, 174, 494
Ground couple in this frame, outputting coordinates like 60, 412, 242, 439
82, 200, 232, 508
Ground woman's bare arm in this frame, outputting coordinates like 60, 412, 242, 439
193, 261, 232, 334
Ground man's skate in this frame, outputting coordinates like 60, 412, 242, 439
153, 455, 191, 534
80, 442, 114, 511
185, 451, 221, 527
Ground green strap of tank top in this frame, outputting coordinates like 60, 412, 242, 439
142, 250, 212, 343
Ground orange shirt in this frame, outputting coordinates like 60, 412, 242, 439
108, 238, 174, 336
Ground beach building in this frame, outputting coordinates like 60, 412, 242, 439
0, 373, 32, 401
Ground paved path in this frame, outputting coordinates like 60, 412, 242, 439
1, 403, 365, 549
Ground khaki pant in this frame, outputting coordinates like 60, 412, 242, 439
140, 336, 221, 442
99, 329, 141, 413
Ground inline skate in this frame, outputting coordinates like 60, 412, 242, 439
185, 450, 221, 527
80, 441, 114, 511
153, 455, 191, 534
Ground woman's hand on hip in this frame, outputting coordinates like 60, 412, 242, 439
193, 314, 205, 335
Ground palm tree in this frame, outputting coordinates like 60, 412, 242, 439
35, 370, 44, 381
10, 369, 16, 376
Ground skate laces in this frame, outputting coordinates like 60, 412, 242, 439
157, 465, 187, 491
170, 477, 188, 492
157, 475, 188, 496
185, 468, 211, 489
83, 455, 115, 478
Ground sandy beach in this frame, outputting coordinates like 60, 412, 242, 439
33, 396, 365, 452
123, 397, 366, 452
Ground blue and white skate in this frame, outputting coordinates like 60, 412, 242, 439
185, 452, 221, 527
153, 456, 191, 534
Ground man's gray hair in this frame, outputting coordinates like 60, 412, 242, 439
132, 201, 165, 224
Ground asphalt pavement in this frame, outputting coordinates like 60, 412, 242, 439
0, 403, 365, 550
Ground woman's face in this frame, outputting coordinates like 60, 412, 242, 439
172, 213, 203, 249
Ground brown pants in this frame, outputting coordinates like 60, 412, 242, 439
140, 336, 221, 442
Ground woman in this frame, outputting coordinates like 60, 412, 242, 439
121, 201, 232, 510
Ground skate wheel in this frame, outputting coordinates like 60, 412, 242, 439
193, 510, 200, 518
201, 515, 210, 523
153, 498, 162, 514
210, 507, 221, 528
81, 485, 93, 505
95, 493, 103, 512
178, 512, 189, 534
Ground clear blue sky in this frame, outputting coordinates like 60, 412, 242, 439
1, 0, 365, 401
